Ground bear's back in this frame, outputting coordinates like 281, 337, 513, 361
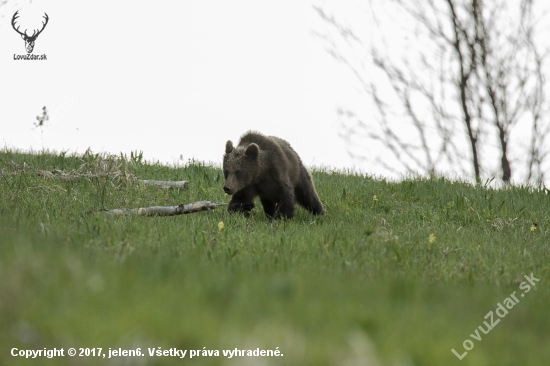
239, 131, 298, 159
238, 131, 302, 178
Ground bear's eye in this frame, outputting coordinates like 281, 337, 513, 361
223, 170, 228, 179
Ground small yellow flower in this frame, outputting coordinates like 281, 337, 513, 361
373, 195, 378, 202
428, 233, 436, 244
530, 225, 537, 232
218, 221, 225, 231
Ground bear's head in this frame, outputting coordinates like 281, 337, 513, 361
222, 140, 260, 195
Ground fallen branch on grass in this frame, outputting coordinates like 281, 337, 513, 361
6, 163, 190, 190
139, 179, 188, 190
37, 169, 138, 183
102, 201, 227, 217
36, 170, 188, 190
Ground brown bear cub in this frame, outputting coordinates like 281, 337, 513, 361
223, 131, 325, 219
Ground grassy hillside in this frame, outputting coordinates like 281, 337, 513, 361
0, 149, 549, 366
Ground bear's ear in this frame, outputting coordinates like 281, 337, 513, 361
225, 140, 234, 154
245, 143, 259, 160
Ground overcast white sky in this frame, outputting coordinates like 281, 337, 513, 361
1, 0, 370, 172
3, 1, 548, 184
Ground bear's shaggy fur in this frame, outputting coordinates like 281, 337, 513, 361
223, 131, 325, 219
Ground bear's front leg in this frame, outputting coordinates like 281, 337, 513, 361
228, 187, 256, 216
260, 196, 295, 219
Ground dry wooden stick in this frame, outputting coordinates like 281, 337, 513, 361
36, 170, 137, 182
36, 170, 189, 190
139, 179, 188, 190
102, 201, 227, 217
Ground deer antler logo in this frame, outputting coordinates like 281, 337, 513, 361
12, 11, 49, 54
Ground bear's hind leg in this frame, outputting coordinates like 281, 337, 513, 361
295, 167, 325, 215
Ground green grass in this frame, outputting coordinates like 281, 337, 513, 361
0, 148, 549, 365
